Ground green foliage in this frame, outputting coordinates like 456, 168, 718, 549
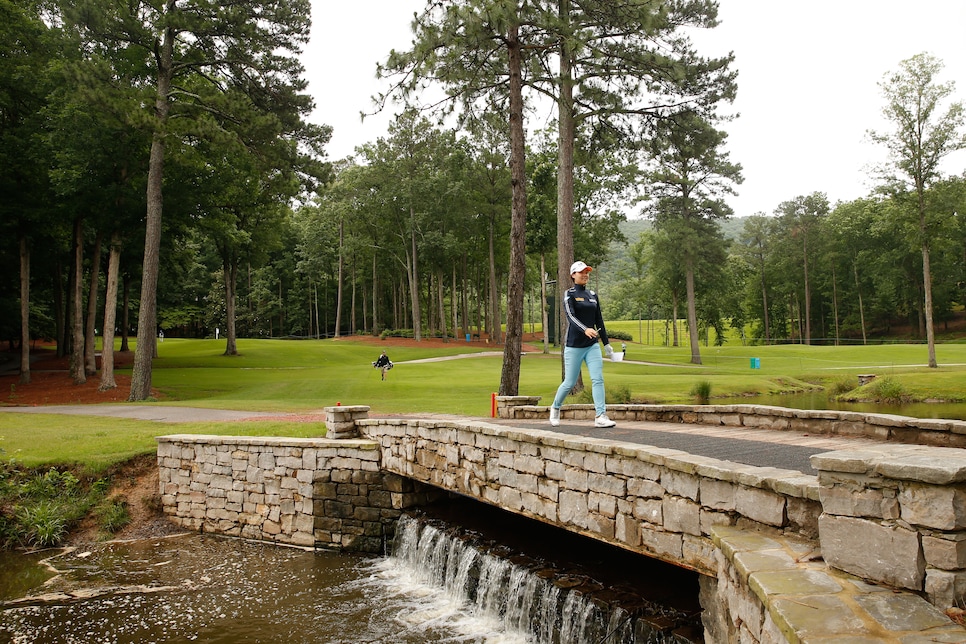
15, 501, 68, 548
0, 466, 107, 548
608, 329, 633, 342
866, 377, 909, 404
829, 376, 857, 396
379, 329, 415, 339
690, 380, 713, 404
96, 499, 131, 534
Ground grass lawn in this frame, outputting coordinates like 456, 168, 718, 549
3, 336, 966, 470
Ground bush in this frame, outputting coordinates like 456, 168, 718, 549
690, 380, 712, 404
828, 376, 856, 397
609, 384, 632, 404
379, 329, 414, 340
0, 463, 109, 548
15, 501, 68, 547
97, 498, 131, 534
19, 468, 79, 500
573, 383, 631, 404
868, 377, 908, 404
608, 329, 633, 342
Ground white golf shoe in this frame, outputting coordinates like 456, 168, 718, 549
594, 414, 616, 428
549, 407, 560, 427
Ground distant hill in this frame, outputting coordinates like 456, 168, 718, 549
614, 215, 752, 250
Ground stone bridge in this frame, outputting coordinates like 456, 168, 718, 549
157, 402, 966, 643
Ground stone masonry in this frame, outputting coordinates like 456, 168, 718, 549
358, 416, 820, 576
157, 402, 966, 643
498, 398, 966, 448
812, 444, 966, 608
156, 433, 439, 552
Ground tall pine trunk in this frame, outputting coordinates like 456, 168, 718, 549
100, 232, 122, 391
223, 258, 238, 355
84, 231, 102, 375
685, 262, 701, 365
853, 260, 867, 345
487, 213, 500, 343
540, 253, 549, 353
408, 207, 421, 341
130, 10, 174, 400
499, 16, 527, 395
69, 217, 86, 385
18, 233, 30, 384
802, 233, 811, 345
335, 219, 343, 338
556, 0, 575, 379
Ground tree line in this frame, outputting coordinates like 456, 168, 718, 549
3, 0, 741, 398
4, 0, 962, 401
605, 52, 965, 366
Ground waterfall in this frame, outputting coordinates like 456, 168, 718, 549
373, 514, 691, 644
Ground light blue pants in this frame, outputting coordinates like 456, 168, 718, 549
552, 345, 606, 416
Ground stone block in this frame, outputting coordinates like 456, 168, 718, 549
627, 477, 664, 499
854, 590, 953, 632
616, 512, 640, 547
612, 456, 661, 480
899, 483, 966, 530
785, 497, 821, 539
562, 467, 589, 492
662, 470, 699, 500
640, 525, 683, 560
499, 486, 524, 512
925, 569, 966, 609
583, 452, 607, 473
537, 478, 559, 501
664, 496, 701, 536
922, 533, 966, 570
699, 509, 735, 536
587, 513, 615, 539
634, 498, 663, 525
736, 486, 786, 527
819, 514, 925, 590
559, 490, 589, 528
700, 478, 736, 511
588, 472, 625, 497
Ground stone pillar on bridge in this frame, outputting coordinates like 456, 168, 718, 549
813, 444, 966, 609
324, 405, 370, 439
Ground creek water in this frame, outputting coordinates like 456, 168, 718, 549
1, 500, 701, 643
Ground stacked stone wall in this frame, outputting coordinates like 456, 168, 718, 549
156, 434, 437, 552
812, 444, 966, 608
498, 399, 966, 447
359, 418, 820, 575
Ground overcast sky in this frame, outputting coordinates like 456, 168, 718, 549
303, 0, 966, 218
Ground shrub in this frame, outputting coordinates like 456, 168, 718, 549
97, 498, 131, 534
829, 376, 856, 396
690, 380, 712, 404
608, 329, 633, 342
868, 377, 908, 404
0, 464, 109, 548
379, 329, 415, 339
572, 383, 631, 404
19, 468, 79, 500
16, 501, 68, 547
608, 384, 632, 404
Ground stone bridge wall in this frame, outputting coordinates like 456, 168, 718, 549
497, 398, 966, 448
157, 404, 966, 643
358, 417, 820, 576
156, 432, 439, 552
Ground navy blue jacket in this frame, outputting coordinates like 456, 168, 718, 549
563, 284, 609, 349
